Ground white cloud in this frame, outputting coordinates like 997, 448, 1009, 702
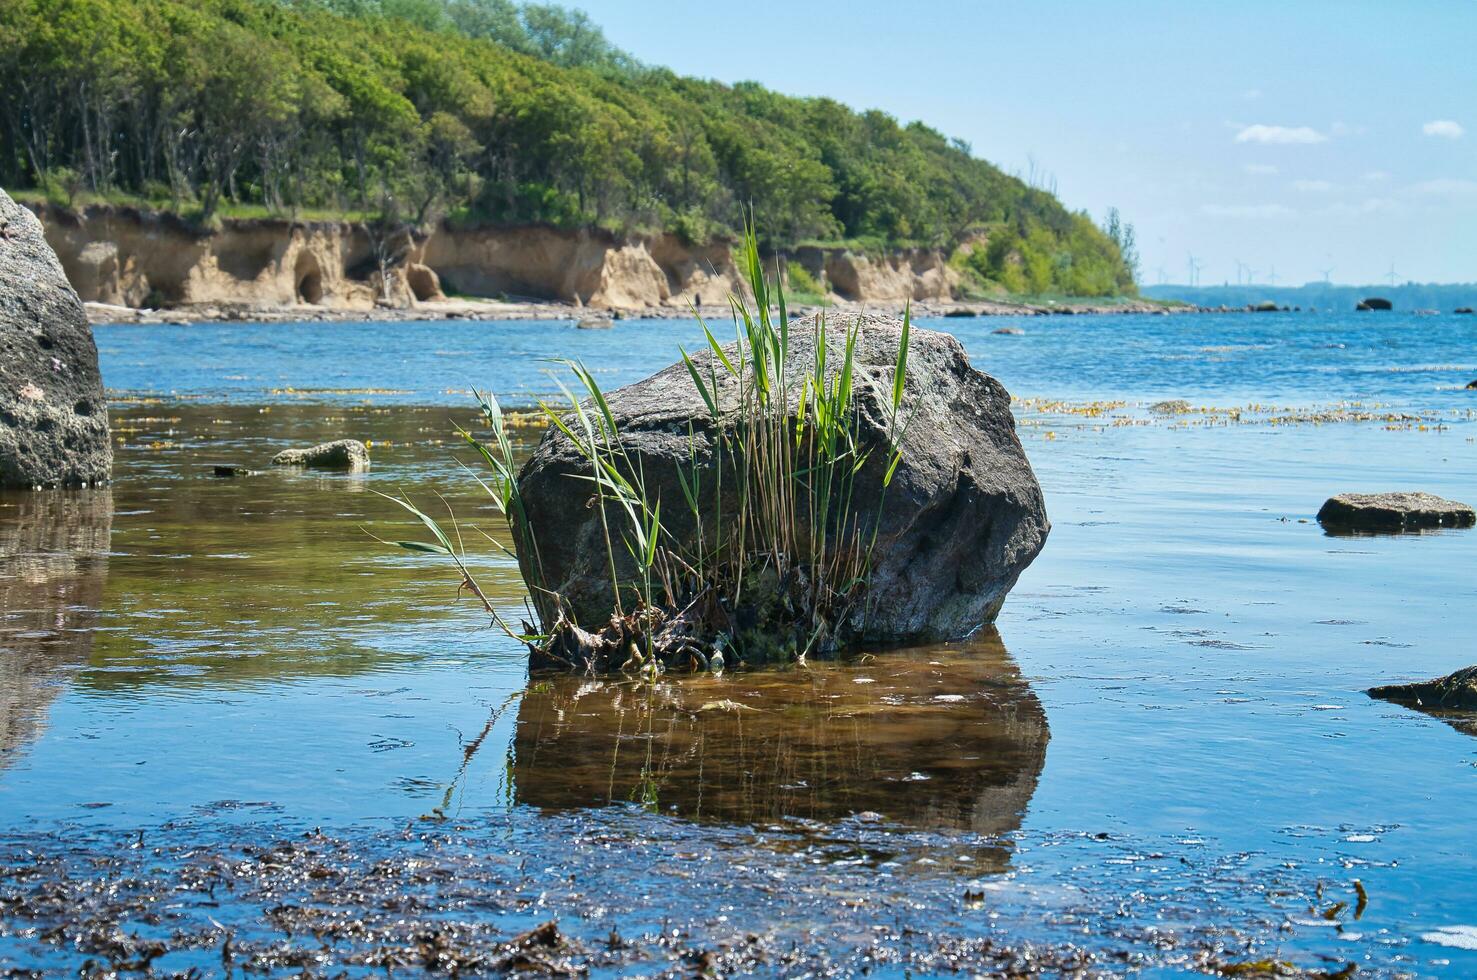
1321, 197, 1398, 217
1242, 163, 1279, 175
1361, 170, 1390, 182
1406, 178, 1477, 197
1293, 179, 1334, 192
1235, 124, 1327, 145
1200, 203, 1296, 218
1422, 119, 1464, 139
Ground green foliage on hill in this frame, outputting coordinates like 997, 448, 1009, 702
0, 0, 1135, 294
282, 0, 639, 71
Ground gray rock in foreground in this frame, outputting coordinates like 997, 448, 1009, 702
1316, 491, 1475, 532
0, 189, 111, 488
271, 439, 370, 471
1369, 666, 1477, 712
517, 312, 1050, 643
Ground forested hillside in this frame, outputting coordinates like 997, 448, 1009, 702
0, 0, 1137, 295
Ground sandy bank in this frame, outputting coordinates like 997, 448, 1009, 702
27, 202, 1183, 323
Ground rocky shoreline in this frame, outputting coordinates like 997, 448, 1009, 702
85, 296, 1189, 325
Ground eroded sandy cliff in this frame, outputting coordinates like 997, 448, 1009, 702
27, 203, 963, 313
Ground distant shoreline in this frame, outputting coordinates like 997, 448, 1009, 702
85, 297, 1194, 326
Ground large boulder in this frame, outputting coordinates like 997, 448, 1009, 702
516, 312, 1049, 644
0, 189, 111, 488
1316, 491, 1475, 532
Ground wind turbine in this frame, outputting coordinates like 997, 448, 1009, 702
1156, 265, 1168, 286
1385, 262, 1400, 288
1266, 265, 1279, 287
1319, 266, 1334, 284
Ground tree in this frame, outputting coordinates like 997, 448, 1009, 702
1104, 207, 1139, 289
0, 0, 1134, 296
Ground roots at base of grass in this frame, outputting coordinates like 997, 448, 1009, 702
527, 568, 855, 674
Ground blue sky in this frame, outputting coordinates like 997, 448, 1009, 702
575, 0, 1476, 285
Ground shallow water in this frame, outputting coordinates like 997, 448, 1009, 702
3, 311, 1477, 974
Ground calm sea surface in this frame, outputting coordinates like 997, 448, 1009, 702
2, 310, 1476, 974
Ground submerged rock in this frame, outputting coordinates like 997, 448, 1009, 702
271, 439, 370, 471
992, 326, 1025, 335
517, 312, 1049, 648
1316, 491, 1475, 532
1369, 666, 1477, 712
0, 189, 112, 488
1149, 399, 1191, 415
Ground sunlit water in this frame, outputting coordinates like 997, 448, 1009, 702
2, 311, 1476, 974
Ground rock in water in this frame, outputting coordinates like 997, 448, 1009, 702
271, 439, 370, 471
1316, 491, 1475, 532
0, 189, 112, 488
1355, 297, 1392, 311
517, 312, 1049, 644
1369, 666, 1477, 712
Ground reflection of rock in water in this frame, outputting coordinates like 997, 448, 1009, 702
512, 631, 1048, 835
0, 490, 111, 767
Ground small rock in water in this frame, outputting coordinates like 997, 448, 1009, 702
212, 465, 257, 478
1149, 399, 1191, 415
992, 326, 1025, 335
1369, 665, 1477, 711
1316, 491, 1475, 532
271, 439, 371, 471
576, 314, 613, 330
1466, 379, 1477, 389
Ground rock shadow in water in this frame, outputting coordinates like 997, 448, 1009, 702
0, 490, 111, 768
511, 629, 1048, 837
